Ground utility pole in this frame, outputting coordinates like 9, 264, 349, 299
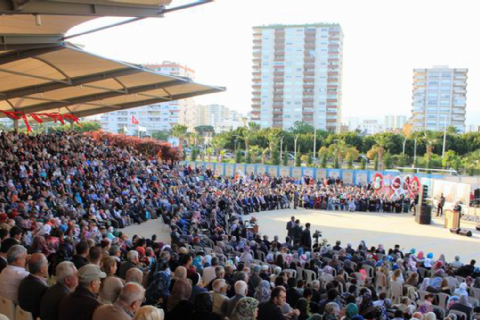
313, 126, 317, 161
279, 136, 285, 163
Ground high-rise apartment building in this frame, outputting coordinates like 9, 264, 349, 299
100, 62, 197, 134
384, 115, 407, 131
251, 23, 343, 132
196, 104, 245, 132
411, 66, 467, 133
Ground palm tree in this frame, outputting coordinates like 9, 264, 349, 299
211, 134, 228, 162
170, 124, 188, 149
344, 146, 360, 169
372, 134, 392, 170
328, 139, 347, 168
241, 122, 260, 163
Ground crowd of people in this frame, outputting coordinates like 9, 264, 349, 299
0, 131, 478, 320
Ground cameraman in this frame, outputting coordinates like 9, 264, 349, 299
301, 223, 312, 252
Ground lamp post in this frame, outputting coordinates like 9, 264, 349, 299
402, 136, 407, 155
279, 136, 285, 163
294, 134, 299, 162
313, 126, 317, 160
442, 124, 447, 158
413, 137, 418, 168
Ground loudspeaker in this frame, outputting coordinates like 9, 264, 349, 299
458, 229, 472, 237
450, 228, 461, 234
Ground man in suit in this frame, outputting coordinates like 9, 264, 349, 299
293, 220, 303, 246
18, 253, 49, 319
437, 193, 446, 217
286, 216, 295, 244
40, 261, 79, 320
301, 223, 312, 252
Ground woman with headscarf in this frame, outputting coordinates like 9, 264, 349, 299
454, 283, 469, 297
420, 278, 431, 291
166, 278, 193, 319
254, 280, 271, 303
231, 297, 259, 320
344, 303, 359, 320
296, 298, 312, 320
449, 295, 473, 319
145, 269, 171, 306
359, 292, 375, 319
191, 292, 222, 320
424, 253, 435, 269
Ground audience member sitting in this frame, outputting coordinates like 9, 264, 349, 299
93, 282, 145, 320
40, 261, 78, 320
18, 253, 49, 318
58, 264, 106, 320
0, 244, 29, 304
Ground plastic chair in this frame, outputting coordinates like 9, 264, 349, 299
362, 265, 375, 279
437, 292, 450, 309
283, 269, 297, 279
448, 309, 468, 320
389, 281, 404, 304
304, 270, 317, 285
15, 306, 33, 320
0, 296, 15, 320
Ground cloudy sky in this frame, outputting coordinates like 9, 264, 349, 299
69, 0, 480, 125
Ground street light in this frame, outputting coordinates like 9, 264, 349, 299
294, 134, 300, 162
313, 126, 317, 160
279, 136, 285, 162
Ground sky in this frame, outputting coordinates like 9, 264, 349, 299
68, 0, 480, 125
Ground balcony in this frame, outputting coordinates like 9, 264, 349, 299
252, 97, 261, 102
252, 84, 261, 89
253, 45, 262, 50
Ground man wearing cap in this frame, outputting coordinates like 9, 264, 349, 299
59, 264, 106, 320
93, 283, 145, 320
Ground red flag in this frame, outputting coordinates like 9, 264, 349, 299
131, 115, 139, 125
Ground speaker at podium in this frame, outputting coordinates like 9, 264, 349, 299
444, 209, 460, 229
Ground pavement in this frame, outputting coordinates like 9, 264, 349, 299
123, 208, 480, 262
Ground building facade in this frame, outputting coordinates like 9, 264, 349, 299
384, 115, 407, 131
100, 62, 197, 135
411, 66, 468, 133
251, 23, 343, 132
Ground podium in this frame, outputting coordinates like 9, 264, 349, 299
444, 210, 460, 229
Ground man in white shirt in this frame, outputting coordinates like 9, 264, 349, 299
0, 244, 29, 304
450, 255, 464, 270
203, 256, 219, 286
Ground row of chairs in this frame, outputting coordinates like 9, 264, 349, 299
0, 296, 34, 320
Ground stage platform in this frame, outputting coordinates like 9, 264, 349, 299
246, 208, 480, 262
123, 208, 480, 262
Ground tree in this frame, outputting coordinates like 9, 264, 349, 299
384, 152, 394, 169
374, 156, 379, 170
241, 122, 260, 163
261, 148, 268, 164
328, 139, 347, 168
319, 146, 329, 168
283, 146, 289, 166
151, 130, 170, 141
250, 145, 261, 164
463, 150, 480, 176
170, 124, 188, 148
194, 125, 215, 136
235, 149, 242, 163
289, 121, 314, 135
306, 151, 313, 166
190, 148, 198, 161
295, 152, 302, 167
424, 131, 438, 169
371, 133, 393, 170
361, 157, 367, 170
443, 150, 461, 171
206, 147, 213, 162
344, 146, 360, 169
211, 134, 228, 162
74, 121, 101, 133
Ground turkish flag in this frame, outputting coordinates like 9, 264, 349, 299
131, 115, 139, 125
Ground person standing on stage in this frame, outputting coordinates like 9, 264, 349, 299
437, 194, 446, 217
286, 216, 295, 244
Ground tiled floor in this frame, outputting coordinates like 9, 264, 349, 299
124, 208, 480, 262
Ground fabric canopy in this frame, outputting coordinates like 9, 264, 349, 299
0, 43, 224, 120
